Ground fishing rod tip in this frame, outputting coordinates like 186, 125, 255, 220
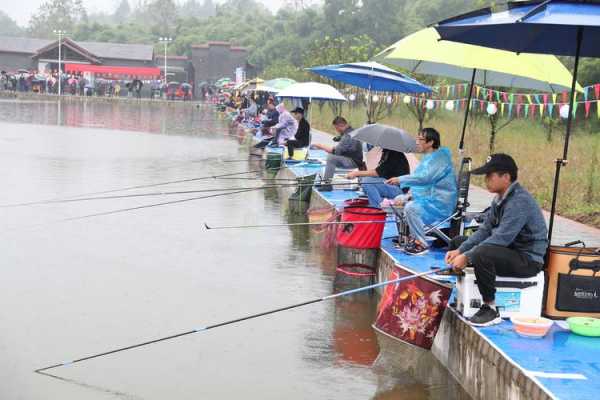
204, 223, 211, 230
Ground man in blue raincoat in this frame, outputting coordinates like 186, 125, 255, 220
383, 128, 457, 255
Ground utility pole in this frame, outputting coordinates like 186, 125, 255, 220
158, 37, 173, 88
53, 30, 67, 96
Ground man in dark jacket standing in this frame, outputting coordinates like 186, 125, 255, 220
446, 154, 548, 326
285, 107, 310, 159
312, 116, 363, 191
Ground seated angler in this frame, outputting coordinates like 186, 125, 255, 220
270, 103, 298, 146
254, 99, 279, 149
445, 154, 548, 326
312, 116, 364, 191
384, 128, 457, 255
346, 147, 411, 207
285, 107, 310, 159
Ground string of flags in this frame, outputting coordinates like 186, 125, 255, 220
346, 83, 600, 120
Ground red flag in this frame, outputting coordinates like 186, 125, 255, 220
518, 94, 523, 104
460, 100, 466, 109
517, 103, 523, 117
530, 104, 537, 119
595, 84, 600, 100
562, 91, 568, 103
488, 89, 493, 100
585, 101, 592, 118
502, 92, 509, 103
480, 100, 485, 111
543, 94, 548, 105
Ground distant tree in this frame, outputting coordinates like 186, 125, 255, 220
0, 11, 23, 36
113, 0, 132, 24
27, 0, 88, 38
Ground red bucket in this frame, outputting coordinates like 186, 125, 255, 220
343, 198, 370, 207
335, 206, 387, 249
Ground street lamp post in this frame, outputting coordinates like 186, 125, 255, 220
158, 37, 173, 89
53, 30, 67, 96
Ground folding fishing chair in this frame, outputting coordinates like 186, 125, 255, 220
392, 157, 476, 247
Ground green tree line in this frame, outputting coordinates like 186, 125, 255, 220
2, 0, 600, 85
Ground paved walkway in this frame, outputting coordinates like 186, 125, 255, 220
311, 128, 600, 247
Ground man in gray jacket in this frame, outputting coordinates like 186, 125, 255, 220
312, 116, 364, 191
446, 154, 548, 326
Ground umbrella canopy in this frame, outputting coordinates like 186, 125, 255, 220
234, 78, 265, 91
434, 0, 600, 244
375, 26, 581, 151
276, 81, 347, 101
308, 61, 431, 93
375, 27, 580, 92
435, 1, 600, 57
264, 78, 297, 91
350, 124, 417, 153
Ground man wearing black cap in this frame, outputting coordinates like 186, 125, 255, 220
285, 107, 311, 159
445, 154, 548, 326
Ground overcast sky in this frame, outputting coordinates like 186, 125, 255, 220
0, 0, 290, 26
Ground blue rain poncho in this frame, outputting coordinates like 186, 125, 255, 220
396, 147, 458, 225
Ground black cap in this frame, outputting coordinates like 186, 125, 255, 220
472, 153, 518, 176
291, 107, 304, 114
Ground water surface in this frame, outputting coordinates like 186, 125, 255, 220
0, 99, 468, 399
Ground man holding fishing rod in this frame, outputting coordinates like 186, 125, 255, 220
445, 154, 548, 326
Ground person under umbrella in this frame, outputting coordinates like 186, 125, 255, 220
285, 107, 310, 159
346, 124, 414, 206
383, 128, 458, 255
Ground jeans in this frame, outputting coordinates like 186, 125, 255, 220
450, 236, 543, 302
323, 154, 357, 180
361, 177, 402, 207
403, 201, 428, 247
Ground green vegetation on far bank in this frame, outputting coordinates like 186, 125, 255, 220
308, 102, 600, 228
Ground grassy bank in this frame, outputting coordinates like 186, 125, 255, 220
309, 103, 600, 229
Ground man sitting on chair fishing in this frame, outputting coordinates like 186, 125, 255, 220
446, 154, 548, 327
383, 128, 457, 256
312, 116, 364, 192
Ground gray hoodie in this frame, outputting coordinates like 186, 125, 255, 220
458, 182, 548, 264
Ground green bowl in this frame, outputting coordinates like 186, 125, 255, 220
567, 317, 600, 337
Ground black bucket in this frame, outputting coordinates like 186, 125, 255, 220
289, 174, 316, 204
265, 152, 283, 171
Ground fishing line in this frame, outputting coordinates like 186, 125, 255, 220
34, 267, 451, 373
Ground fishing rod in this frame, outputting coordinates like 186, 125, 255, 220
0, 169, 266, 208
1, 180, 365, 207
58, 186, 271, 223
34, 267, 451, 373
204, 220, 396, 230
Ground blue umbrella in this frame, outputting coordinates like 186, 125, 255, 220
308, 61, 431, 93
435, 0, 600, 243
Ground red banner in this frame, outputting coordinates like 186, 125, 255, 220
65, 64, 161, 79
373, 267, 451, 350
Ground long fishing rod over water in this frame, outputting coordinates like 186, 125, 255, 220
0, 169, 266, 208
34, 267, 451, 374
1, 180, 372, 207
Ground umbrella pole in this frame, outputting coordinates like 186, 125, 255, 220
548, 27, 583, 244
458, 68, 476, 152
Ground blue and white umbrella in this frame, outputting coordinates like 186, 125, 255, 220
435, 0, 600, 243
308, 61, 431, 94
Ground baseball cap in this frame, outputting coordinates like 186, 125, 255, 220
472, 153, 518, 176
291, 107, 304, 114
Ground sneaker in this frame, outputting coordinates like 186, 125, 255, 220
469, 304, 502, 327
403, 240, 429, 256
